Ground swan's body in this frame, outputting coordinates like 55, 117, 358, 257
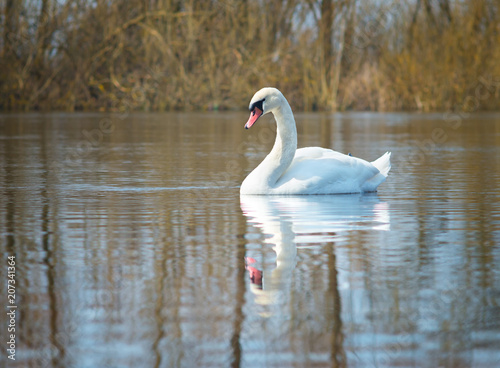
240, 88, 391, 195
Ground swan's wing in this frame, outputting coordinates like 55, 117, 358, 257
275, 147, 381, 194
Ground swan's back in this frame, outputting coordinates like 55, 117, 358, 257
273, 149, 391, 195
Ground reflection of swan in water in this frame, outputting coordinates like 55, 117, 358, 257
244, 213, 297, 306
241, 194, 390, 307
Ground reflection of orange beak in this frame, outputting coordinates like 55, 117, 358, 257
246, 266, 263, 287
245, 257, 263, 287
244, 107, 263, 129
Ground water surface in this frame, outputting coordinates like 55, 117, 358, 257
1, 112, 499, 367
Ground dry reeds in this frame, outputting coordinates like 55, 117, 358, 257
1, 0, 499, 112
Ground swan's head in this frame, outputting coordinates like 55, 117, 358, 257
245, 87, 284, 129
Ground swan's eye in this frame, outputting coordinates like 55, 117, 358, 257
249, 98, 265, 113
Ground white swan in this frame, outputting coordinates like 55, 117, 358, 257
240, 87, 392, 195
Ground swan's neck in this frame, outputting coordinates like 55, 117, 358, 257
260, 101, 297, 187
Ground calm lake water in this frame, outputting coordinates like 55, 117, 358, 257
1, 111, 499, 368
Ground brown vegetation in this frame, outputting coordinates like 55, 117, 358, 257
1, 0, 500, 112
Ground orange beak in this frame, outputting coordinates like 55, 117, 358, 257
244, 107, 263, 129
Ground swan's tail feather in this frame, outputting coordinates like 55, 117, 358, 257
371, 151, 392, 177
361, 152, 392, 192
